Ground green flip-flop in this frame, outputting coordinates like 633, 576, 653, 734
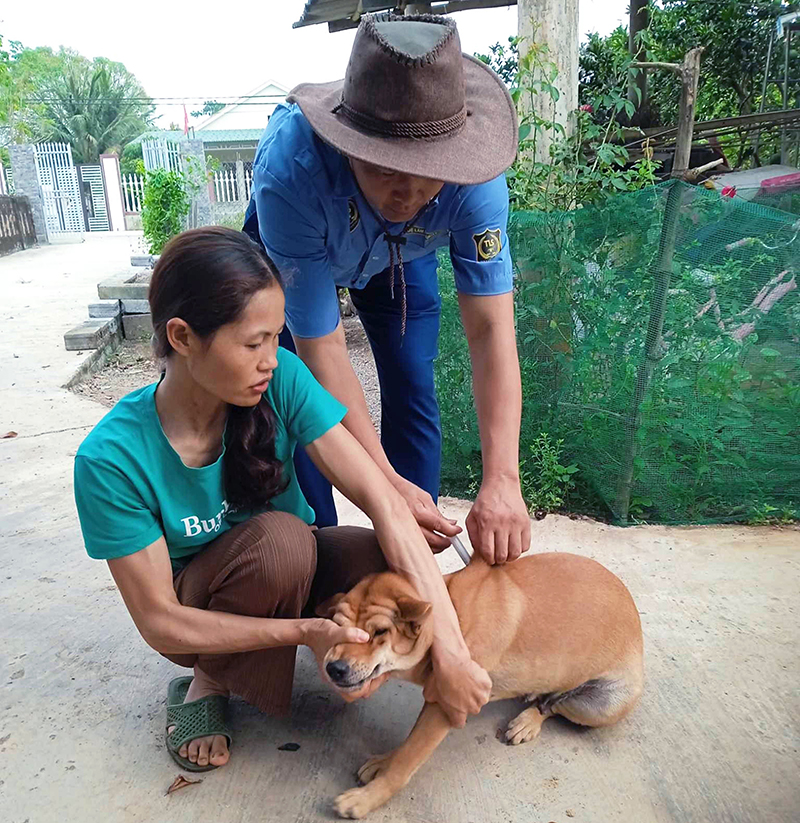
166, 676, 232, 772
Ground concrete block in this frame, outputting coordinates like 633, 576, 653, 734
123, 313, 153, 340
120, 298, 150, 314
130, 254, 159, 267
88, 300, 121, 319
97, 277, 150, 300
64, 317, 121, 352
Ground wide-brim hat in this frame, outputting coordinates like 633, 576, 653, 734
288, 13, 517, 186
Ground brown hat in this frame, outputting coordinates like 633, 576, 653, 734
287, 13, 517, 186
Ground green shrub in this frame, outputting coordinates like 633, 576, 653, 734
520, 434, 578, 514
141, 167, 190, 254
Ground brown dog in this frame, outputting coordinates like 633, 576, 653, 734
318, 552, 644, 819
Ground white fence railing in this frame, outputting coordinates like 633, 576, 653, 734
213, 168, 239, 203
121, 173, 145, 213
122, 164, 252, 212
212, 163, 254, 203
244, 164, 253, 200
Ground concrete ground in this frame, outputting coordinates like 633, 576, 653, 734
1, 238, 799, 823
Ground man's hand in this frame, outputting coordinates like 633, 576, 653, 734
392, 474, 461, 552
467, 477, 530, 565
423, 647, 492, 727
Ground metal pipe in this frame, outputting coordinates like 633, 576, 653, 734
782, 29, 792, 163
753, 27, 774, 160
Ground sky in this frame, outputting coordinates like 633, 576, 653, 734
0, 0, 628, 128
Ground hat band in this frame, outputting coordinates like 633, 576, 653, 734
332, 98, 467, 139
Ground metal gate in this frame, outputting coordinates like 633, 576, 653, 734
142, 138, 182, 173
77, 164, 110, 232
34, 142, 84, 243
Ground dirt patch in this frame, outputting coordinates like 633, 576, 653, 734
70, 317, 381, 427
71, 341, 159, 408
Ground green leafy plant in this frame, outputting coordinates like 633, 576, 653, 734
508, 28, 656, 213
746, 502, 798, 526
119, 142, 143, 175
520, 433, 579, 514
141, 166, 190, 254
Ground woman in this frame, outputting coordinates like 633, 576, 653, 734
73, 227, 490, 773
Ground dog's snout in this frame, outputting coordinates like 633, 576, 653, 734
326, 659, 350, 683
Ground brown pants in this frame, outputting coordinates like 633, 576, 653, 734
164, 511, 387, 715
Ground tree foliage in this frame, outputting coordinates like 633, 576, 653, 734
646, 0, 784, 121
479, 1, 794, 130
191, 100, 225, 119
475, 38, 518, 86
0, 38, 152, 162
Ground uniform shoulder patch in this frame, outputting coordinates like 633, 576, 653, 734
348, 198, 360, 232
473, 228, 502, 261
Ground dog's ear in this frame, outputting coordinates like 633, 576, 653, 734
395, 596, 432, 636
315, 592, 346, 619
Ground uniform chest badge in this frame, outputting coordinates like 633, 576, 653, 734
348, 198, 360, 232
473, 228, 502, 261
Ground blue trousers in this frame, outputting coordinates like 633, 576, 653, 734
281, 253, 442, 527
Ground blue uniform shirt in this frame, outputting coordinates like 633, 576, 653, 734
245, 103, 513, 339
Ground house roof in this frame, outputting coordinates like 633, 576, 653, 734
194, 129, 263, 144
130, 128, 262, 147
128, 130, 187, 146
293, 0, 517, 32
194, 80, 290, 131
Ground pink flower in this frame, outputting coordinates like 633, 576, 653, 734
721, 185, 737, 198
580, 104, 594, 113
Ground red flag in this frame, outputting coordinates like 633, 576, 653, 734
183, 104, 189, 136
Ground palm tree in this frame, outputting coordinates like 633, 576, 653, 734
34, 53, 153, 163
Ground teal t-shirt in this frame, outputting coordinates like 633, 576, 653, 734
74, 348, 346, 570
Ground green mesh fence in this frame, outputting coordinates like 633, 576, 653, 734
435, 180, 800, 524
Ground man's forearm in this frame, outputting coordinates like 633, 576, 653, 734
460, 294, 522, 482
294, 325, 397, 481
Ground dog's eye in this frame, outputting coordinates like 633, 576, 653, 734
373, 628, 389, 637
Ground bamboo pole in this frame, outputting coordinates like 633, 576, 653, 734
616, 48, 703, 523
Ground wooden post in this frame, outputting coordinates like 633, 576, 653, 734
631, 47, 703, 177
616, 49, 704, 523
628, 0, 649, 111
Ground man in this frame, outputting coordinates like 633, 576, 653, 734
244, 12, 530, 564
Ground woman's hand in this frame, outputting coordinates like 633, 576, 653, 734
302, 618, 369, 671
392, 475, 461, 552
423, 647, 492, 727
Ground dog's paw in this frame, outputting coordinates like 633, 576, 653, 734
505, 706, 545, 746
358, 752, 393, 785
335, 786, 380, 819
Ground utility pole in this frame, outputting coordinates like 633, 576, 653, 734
517, 0, 580, 164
